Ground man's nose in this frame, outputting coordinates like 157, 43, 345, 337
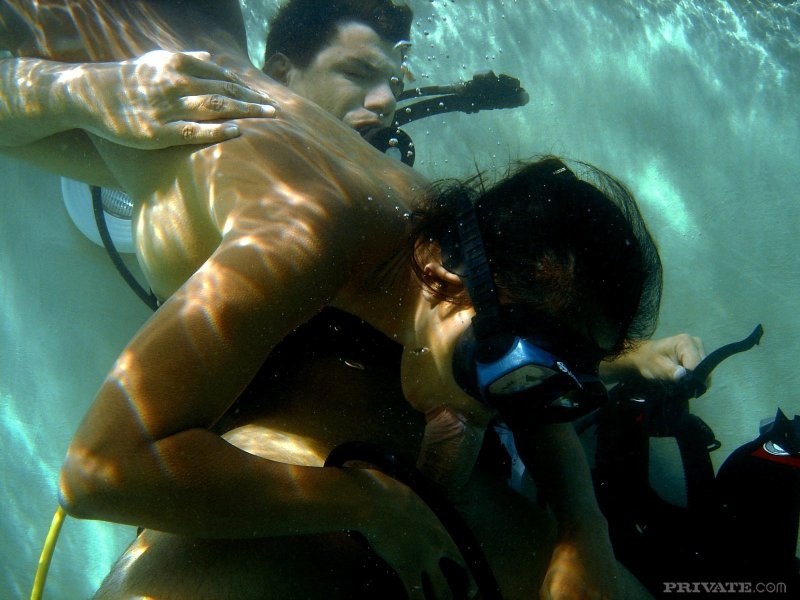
365, 84, 397, 126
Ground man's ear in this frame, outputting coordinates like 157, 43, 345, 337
263, 53, 293, 84
422, 262, 464, 306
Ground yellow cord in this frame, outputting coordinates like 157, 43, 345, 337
30, 506, 66, 600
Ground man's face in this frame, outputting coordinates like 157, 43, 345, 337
285, 21, 405, 132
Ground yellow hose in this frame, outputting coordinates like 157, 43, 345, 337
30, 506, 66, 600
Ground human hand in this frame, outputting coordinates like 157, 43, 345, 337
540, 517, 620, 600
361, 470, 476, 599
64, 50, 277, 148
630, 334, 706, 382
601, 334, 706, 384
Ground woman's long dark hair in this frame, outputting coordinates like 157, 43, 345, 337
410, 156, 662, 357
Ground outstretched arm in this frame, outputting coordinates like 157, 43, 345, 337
510, 421, 621, 600
507, 333, 707, 599
0, 52, 277, 186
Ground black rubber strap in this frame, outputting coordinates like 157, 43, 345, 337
452, 192, 502, 331
91, 186, 159, 312
686, 324, 764, 397
394, 73, 529, 127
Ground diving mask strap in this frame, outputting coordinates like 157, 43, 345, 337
451, 192, 502, 334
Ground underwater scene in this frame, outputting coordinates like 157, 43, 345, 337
1, 0, 798, 598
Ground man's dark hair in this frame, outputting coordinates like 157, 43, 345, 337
410, 157, 663, 357
265, 0, 413, 68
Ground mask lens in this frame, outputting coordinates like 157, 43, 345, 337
487, 364, 558, 395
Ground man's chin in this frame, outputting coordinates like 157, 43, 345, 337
356, 124, 388, 142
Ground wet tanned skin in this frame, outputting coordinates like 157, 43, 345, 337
0, 1, 561, 597
0, 0, 547, 598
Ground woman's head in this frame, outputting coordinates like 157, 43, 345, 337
410, 156, 662, 359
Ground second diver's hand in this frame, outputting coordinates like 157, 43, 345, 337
354, 467, 476, 600
0, 50, 278, 149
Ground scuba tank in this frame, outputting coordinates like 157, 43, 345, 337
713, 409, 800, 585
593, 325, 799, 594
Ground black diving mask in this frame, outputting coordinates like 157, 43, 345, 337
443, 191, 608, 423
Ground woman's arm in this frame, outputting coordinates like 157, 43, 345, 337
507, 333, 706, 598
0, 52, 276, 186
512, 422, 620, 600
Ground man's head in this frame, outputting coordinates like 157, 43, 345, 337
264, 0, 412, 130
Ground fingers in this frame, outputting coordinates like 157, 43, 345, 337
172, 52, 274, 102
168, 51, 230, 81
179, 50, 213, 63
160, 90, 277, 146
425, 568, 455, 600
180, 91, 277, 119
154, 92, 276, 145
396, 555, 473, 600
674, 334, 706, 372
423, 556, 476, 600
402, 573, 452, 600
150, 51, 279, 115
645, 334, 706, 381
440, 556, 476, 598
163, 121, 242, 146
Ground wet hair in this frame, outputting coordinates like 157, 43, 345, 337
410, 157, 662, 356
265, 0, 413, 68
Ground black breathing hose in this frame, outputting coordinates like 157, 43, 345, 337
91, 186, 159, 311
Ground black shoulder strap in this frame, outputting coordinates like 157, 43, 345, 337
91, 186, 159, 312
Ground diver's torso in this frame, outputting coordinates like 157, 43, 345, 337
122, 70, 426, 301
97, 310, 556, 599
218, 308, 426, 468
